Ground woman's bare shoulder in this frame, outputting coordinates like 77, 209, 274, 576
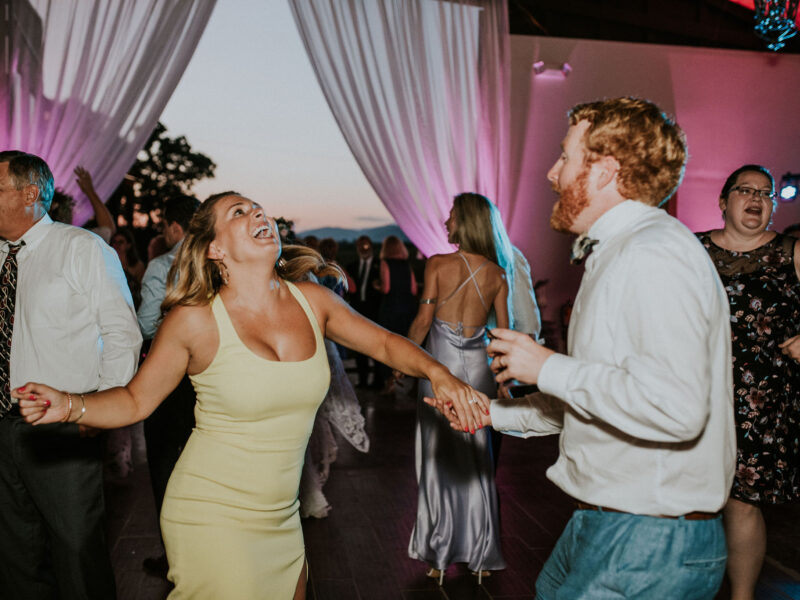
426, 252, 456, 267
161, 302, 215, 333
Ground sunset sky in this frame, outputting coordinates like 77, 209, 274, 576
158, 0, 393, 233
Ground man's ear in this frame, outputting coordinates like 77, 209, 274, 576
23, 184, 40, 207
208, 243, 224, 260
594, 156, 620, 191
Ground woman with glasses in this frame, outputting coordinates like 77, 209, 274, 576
697, 164, 800, 600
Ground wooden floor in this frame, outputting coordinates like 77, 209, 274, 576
108, 383, 800, 599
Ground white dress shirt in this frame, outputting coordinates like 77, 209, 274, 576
137, 240, 181, 340
3, 215, 141, 398
491, 201, 736, 515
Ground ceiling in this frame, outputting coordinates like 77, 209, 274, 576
508, 0, 800, 54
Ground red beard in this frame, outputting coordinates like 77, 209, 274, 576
550, 168, 590, 233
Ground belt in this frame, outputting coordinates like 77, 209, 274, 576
575, 501, 719, 521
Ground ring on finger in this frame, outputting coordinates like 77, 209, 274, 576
468, 397, 478, 405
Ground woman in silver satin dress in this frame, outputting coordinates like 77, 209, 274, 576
405, 193, 513, 583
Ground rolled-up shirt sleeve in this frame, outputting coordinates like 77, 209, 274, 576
490, 392, 564, 437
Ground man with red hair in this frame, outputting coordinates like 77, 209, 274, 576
430, 98, 735, 598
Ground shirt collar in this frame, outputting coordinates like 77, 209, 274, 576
2, 214, 53, 253
168, 238, 184, 258
587, 200, 655, 250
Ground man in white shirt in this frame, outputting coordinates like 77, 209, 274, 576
430, 98, 736, 598
0, 151, 142, 598
137, 194, 199, 577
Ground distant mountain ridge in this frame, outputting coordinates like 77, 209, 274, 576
296, 224, 409, 242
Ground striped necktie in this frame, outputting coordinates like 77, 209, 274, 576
0, 242, 25, 416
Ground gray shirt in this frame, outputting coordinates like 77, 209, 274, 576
137, 240, 182, 340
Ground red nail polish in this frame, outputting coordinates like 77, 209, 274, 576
44, 400, 51, 408
463, 426, 468, 432
29, 395, 35, 400
17, 387, 25, 392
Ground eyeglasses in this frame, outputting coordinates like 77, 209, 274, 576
730, 186, 777, 200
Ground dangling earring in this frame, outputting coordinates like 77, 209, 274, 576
277, 257, 287, 269
217, 261, 230, 285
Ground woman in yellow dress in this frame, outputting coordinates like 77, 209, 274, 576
14, 192, 489, 600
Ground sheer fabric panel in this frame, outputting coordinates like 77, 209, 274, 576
1, 0, 216, 224
289, 0, 510, 256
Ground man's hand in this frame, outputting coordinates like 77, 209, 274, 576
487, 328, 555, 385
779, 335, 800, 362
423, 395, 492, 432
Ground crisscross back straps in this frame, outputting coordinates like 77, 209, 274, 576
435, 252, 489, 316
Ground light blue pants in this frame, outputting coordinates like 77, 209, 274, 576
536, 508, 726, 599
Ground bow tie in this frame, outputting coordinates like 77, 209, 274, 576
570, 233, 599, 265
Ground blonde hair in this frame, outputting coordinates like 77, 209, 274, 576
568, 97, 687, 207
380, 235, 408, 260
450, 193, 498, 264
161, 192, 343, 313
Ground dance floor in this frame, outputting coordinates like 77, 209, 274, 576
108, 377, 800, 599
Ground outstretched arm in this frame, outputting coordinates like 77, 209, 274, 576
75, 166, 116, 237
299, 281, 488, 433
14, 306, 196, 428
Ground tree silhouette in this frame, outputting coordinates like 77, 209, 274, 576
108, 122, 216, 228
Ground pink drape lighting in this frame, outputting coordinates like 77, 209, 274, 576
289, 0, 511, 257
1, 0, 216, 225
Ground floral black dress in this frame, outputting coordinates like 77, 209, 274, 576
698, 232, 800, 504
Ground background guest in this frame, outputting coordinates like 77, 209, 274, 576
319, 237, 354, 297
48, 188, 77, 224
377, 235, 418, 393
347, 235, 382, 388
110, 226, 146, 285
510, 245, 542, 341
697, 164, 800, 600
405, 192, 511, 583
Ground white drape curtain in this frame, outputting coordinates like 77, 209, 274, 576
288, 0, 510, 257
1, 0, 216, 224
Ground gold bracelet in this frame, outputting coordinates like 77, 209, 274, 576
74, 394, 86, 423
62, 392, 73, 423
420, 297, 437, 305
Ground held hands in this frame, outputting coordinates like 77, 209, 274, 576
11, 384, 69, 425
424, 394, 492, 432
487, 328, 554, 385
779, 335, 800, 362
425, 369, 490, 434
